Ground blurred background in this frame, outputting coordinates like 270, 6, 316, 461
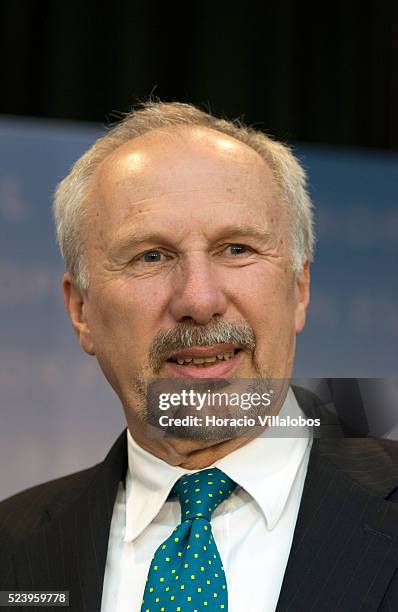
1, 1, 397, 499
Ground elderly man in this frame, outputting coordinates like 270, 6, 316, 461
1, 102, 398, 612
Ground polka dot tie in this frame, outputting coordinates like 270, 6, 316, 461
140, 468, 237, 612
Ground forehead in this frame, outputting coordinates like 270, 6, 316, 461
84, 127, 286, 251
91, 126, 278, 206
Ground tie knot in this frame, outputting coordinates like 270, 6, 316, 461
172, 467, 236, 522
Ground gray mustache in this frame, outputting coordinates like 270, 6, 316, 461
149, 320, 256, 371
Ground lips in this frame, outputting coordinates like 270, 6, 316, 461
167, 343, 241, 361
164, 345, 243, 379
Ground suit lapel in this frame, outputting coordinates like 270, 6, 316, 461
12, 430, 127, 612
277, 438, 398, 611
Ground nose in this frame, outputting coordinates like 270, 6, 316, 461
168, 254, 228, 325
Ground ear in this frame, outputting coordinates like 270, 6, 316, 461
62, 272, 96, 356
294, 262, 310, 335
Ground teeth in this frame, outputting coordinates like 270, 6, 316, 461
172, 350, 237, 365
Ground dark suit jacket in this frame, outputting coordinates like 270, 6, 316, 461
1, 388, 398, 611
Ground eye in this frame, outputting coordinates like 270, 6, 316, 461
139, 250, 164, 263
225, 244, 252, 255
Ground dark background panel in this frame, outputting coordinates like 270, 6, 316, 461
2, 0, 398, 149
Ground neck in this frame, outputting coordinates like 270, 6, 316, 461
128, 425, 261, 469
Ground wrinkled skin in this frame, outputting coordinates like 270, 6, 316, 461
63, 126, 310, 468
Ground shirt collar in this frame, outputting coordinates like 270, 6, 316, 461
124, 432, 200, 541
124, 387, 312, 541
214, 388, 312, 529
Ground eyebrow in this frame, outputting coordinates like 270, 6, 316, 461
109, 224, 274, 259
109, 232, 173, 260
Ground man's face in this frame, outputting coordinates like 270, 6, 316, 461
64, 126, 309, 436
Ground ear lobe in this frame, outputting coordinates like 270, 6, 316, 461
62, 272, 96, 356
294, 263, 310, 335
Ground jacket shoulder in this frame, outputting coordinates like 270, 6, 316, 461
0, 465, 99, 549
379, 437, 398, 462
0, 429, 127, 556
315, 436, 398, 499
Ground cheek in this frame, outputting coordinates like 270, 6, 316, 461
236, 277, 298, 367
233, 271, 295, 323
88, 282, 167, 350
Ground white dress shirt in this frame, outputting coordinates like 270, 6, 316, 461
101, 388, 313, 612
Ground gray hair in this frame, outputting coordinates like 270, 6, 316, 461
53, 100, 314, 291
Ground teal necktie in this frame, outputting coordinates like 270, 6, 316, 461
140, 467, 237, 612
